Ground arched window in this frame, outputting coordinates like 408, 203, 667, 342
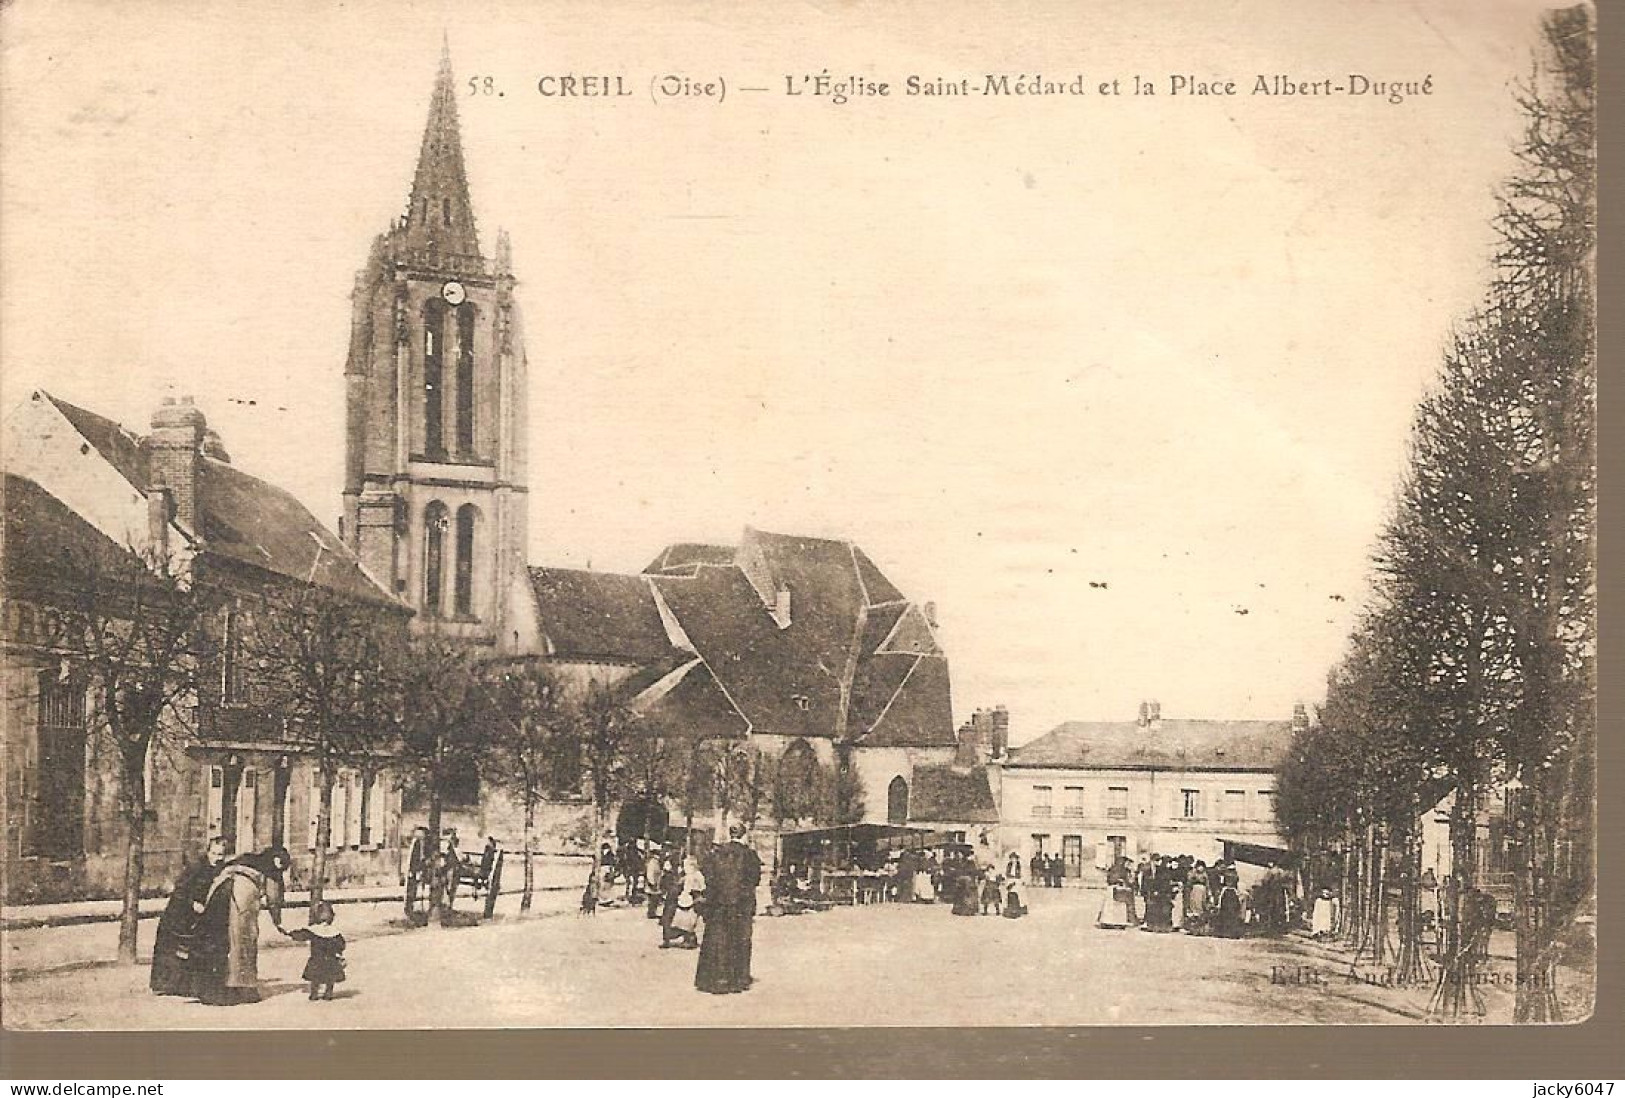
455, 306, 476, 454
441, 196, 452, 227
454, 504, 477, 618
422, 299, 447, 456
423, 501, 448, 616
887, 775, 909, 825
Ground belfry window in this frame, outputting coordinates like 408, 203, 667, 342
455, 307, 476, 454
442, 197, 452, 226
423, 299, 447, 456
424, 501, 448, 616
454, 504, 477, 618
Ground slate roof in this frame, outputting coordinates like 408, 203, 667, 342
1008, 719, 1295, 772
643, 543, 735, 576
909, 764, 1000, 824
39, 393, 392, 606
527, 527, 955, 747
2, 474, 130, 595
528, 567, 679, 662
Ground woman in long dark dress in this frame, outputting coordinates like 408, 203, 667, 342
193, 847, 289, 1005
150, 837, 227, 996
950, 860, 980, 916
1212, 871, 1244, 938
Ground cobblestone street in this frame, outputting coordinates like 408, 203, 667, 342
4, 884, 1575, 1029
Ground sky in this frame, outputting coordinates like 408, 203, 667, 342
0, 0, 1545, 743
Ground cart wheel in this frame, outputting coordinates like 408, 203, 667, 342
484, 853, 503, 920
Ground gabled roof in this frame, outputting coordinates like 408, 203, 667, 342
529, 527, 956, 747
528, 567, 679, 663
36, 392, 393, 607
646, 527, 955, 746
910, 765, 1000, 824
1009, 719, 1294, 772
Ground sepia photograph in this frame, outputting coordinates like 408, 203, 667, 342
0, 0, 1597, 1035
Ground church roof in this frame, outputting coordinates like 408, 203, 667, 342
1008, 718, 1294, 772
527, 567, 680, 663
525, 528, 956, 747
643, 543, 736, 576
38, 392, 394, 607
646, 528, 954, 746
909, 765, 1000, 824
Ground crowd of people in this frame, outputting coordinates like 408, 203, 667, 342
1095, 853, 1298, 938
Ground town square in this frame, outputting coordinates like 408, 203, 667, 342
0, 1, 1596, 1036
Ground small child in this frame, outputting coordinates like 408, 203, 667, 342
288, 901, 347, 1001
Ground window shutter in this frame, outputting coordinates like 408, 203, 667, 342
329, 773, 347, 852
237, 768, 258, 853
346, 770, 364, 849
281, 777, 294, 850
365, 773, 387, 849
307, 767, 321, 851
206, 766, 225, 841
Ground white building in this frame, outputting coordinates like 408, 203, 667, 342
998, 701, 1301, 881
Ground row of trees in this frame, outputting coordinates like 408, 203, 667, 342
1275, 8, 1595, 1022
32, 533, 868, 962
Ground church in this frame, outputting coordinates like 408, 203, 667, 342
339, 48, 984, 844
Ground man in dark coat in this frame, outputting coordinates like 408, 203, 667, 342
695, 823, 762, 994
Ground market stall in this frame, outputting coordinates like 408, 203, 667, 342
777, 823, 939, 906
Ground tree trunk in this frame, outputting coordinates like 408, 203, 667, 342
520, 801, 535, 913
426, 789, 446, 921
116, 740, 149, 965
1392, 817, 1428, 986
310, 759, 334, 920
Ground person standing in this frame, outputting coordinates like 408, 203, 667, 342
695, 823, 762, 994
1005, 851, 1022, 881
151, 836, 228, 996
287, 901, 347, 1001
1097, 855, 1134, 928
193, 846, 290, 1005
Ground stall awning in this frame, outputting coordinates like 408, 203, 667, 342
1220, 838, 1296, 868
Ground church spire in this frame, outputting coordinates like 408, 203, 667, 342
403, 40, 481, 260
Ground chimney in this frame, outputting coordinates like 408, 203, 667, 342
772, 585, 792, 630
991, 706, 1009, 760
148, 396, 207, 531
923, 601, 938, 629
1137, 700, 1150, 728
146, 488, 173, 556
1148, 699, 1162, 732
1292, 702, 1309, 733
954, 714, 979, 768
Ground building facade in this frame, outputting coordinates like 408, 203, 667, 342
998, 701, 1299, 881
2, 392, 412, 902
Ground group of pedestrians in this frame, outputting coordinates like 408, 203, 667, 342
150, 840, 346, 1006
1096, 852, 1246, 937
1027, 851, 1069, 888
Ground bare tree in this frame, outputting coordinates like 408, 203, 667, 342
243, 582, 399, 917
387, 636, 493, 921
479, 659, 576, 912
35, 540, 214, 964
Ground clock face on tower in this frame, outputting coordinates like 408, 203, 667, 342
441, 280, 466, 306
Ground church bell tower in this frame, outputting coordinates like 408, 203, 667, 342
343, 44, 529, 649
